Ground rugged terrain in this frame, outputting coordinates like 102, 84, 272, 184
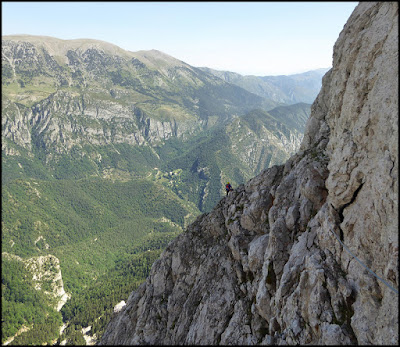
100, 2, 398, 345
2, 34, 320, 344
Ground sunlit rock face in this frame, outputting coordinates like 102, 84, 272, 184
100, 2, 398, 345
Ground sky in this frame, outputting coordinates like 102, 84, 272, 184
2, 1, 358, 76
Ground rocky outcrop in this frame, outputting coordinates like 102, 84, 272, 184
100, 2, 398, 345
2, 253, 70, 312
2, 97, 33, 155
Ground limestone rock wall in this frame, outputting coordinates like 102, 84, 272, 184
100, 2, 398, 345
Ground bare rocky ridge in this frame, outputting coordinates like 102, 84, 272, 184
100, 2, 398, 345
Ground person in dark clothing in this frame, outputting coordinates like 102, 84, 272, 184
225, 182, 233, 195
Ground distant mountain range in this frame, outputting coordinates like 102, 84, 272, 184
199, 66, 329, 104
2, 34, 326, 345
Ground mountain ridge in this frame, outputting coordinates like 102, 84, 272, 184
199, 66, 329, 105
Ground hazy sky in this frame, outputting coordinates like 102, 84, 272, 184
2, 1, 358, 76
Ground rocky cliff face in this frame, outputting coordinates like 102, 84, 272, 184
100, 2, 398, 345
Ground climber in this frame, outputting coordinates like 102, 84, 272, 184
225, 182, 233, 196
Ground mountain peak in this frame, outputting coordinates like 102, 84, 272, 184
2, 34, 131, 58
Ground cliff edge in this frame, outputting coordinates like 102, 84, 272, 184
100, 2, 398, 345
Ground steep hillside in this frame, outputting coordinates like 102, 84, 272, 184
1, 176, 199, 344
2, 34, 310, 211
100, 2, 398, 345
200, 67, 329, 104
2, 254, 64, 345
159, 103, 311, 212
259, 68, 329, 104
2, 35, 315, 344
